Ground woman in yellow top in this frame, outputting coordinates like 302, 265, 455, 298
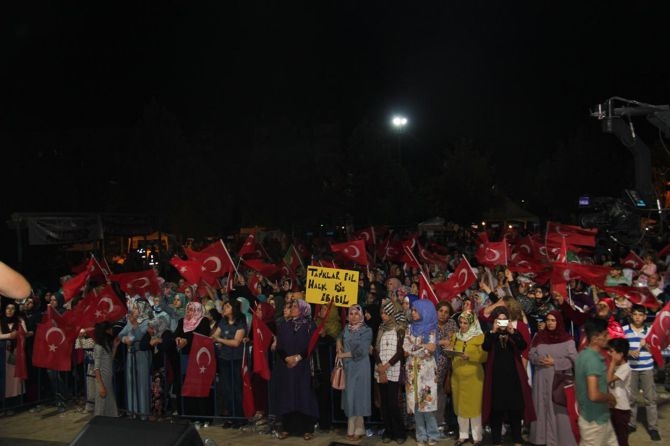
451, 310, 487, 446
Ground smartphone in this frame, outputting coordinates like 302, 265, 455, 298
497, 319, 509, 327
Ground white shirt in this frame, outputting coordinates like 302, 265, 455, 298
609, 362, 632, 411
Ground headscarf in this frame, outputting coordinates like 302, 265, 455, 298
133, 298, 153, 324
183, 301, 205, 333
376, 299, 402, 351
170, 293, 186, 319
347, 304, 365, 332
257, 302, 276, 325
410, 299, 438, 343
291, 298, 312, 332
455, 310, 484, 343
531, 310, 573, 347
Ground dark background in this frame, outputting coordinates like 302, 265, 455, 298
5, 1, 670, 239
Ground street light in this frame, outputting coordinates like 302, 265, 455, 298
391, 115, 408, 163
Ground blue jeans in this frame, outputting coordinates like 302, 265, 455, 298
414, 410, 439, 442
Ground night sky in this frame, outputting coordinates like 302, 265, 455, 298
5, 1, 670, 237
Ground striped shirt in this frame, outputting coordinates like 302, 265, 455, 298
622, 324, 654, 370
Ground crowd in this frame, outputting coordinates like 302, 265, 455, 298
1, 227, 670, 446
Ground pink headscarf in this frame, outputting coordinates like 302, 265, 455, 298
183, 302, 204, 333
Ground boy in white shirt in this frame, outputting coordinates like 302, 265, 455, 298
608, 338, 632, 446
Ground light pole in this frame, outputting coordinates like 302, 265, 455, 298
391, 115, 408, 163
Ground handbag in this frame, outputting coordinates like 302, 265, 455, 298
552, 369, 574, 406
331, 358, 345, 390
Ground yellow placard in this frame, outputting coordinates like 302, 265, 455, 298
305, 266, 359, 307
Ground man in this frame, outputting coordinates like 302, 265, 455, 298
0, 261, 31, 300
622, 304, 661, 441
575, 318, 617, 446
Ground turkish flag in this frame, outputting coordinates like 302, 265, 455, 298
564, 384, 580, 443
248, 273, 262, 297
550, 263, 611, 287
401, 245, 422, 270
80, 285, 128, 328
475, 240, 508, 267
355, 227, 376, 247
508, 252, 547, 275
282, 244, 303, 272
603, 286, 661, 311
62, 258, 94, 302
331, 239, 368, 266
186, 240, 236, 283
435, 257, 478, 301
546, 221, 597, 247
14, 323, 28, 379
244, 259, 282, 278
109, 269, 160, 297
417, 243, 448, 266
238, 234, 259, 258
621, 251, 644, 270
32, 318, 76, 371
251, 315, 273, 380
181, 333, 216, 397
170, 256, 204, 285
419, 272, 439, 305
645, 300, 670, 367
91, 255, 112, 281
241, 347, 255, 417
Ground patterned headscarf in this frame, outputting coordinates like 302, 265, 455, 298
183, 302, 205, 333
410, 299, 438, 343
148, 316, 169, 338
455, 310, 483, 342
347, 304, 365, 332
291, 299, 312, 331
133, 298, 153, 324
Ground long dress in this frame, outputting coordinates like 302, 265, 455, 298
341, 325, 373, 417
2, 321, 24, 398
403, 330, 438, 413
93, 344, 118, 417
118, 320, 151, 417
273, 321, 319, 420
528, 339, 578, 446
450, 333, 487, 418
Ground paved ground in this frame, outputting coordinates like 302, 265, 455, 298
1, 385, 668, 446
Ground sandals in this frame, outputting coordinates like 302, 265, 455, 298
454, 440, 468, 446
303, 433, 314, 441
345, 434, 362, 442
277, 431, 290, 440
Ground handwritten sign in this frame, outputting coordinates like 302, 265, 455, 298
305, 266, 359, 307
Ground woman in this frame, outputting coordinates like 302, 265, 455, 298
140, 316, 175, 420
451, 311, 487, 446
435, 301, 458, 432
1, 302, 27, 411
93, 321, 119, 417
117, 298, 153, 419
528, 310, 577, 446
211, 299, 247, 422
274, 299, 319, 440
482, 307, 535, 446
174, 301, 211, 421
373, 300, 406, 444
337, 304, 373, 442
403, 299, 440, 446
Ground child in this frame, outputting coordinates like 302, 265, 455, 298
622, 304, 661, 441
607, 338, 632, 446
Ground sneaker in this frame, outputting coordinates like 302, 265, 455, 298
649, 430, 661, 441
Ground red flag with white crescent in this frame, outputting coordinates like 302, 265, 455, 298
181, 333, 216, 397
169, 256, 204, 285
475, 240, 508, 267
186, 240, 237, 283
251, 314, 273, 380
32, 310, 76, 371
603, 286, 662, 311
80, 285, 128, 328
435, 256, 478, 301
109, 269, 161, 297
238, 234, 259, 258
14, 323, 28, 379
355, 226, 376, 247
62, 258, 94, 302
621, 251, 644, 270
419, 272, 439, 305
546, 221, 597, 247
331, 239, 369, 266
645, 300, 670, 367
